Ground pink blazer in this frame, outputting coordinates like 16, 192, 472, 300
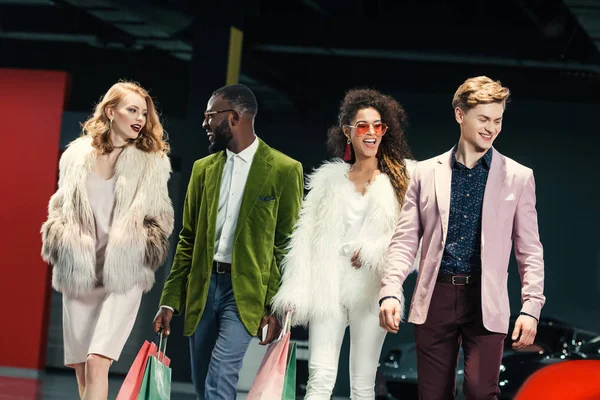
380, 148, 545, 334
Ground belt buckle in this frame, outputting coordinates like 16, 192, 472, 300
452, 275, 469, 285
215, 262, 225, 275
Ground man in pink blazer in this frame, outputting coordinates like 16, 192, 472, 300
379, 76, 545, 400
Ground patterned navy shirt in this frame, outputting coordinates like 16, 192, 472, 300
439, 147, 493, 275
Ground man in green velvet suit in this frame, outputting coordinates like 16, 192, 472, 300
153, 84, 303, 399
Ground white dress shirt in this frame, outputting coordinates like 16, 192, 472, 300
213, 137, 259, 263
161, 138, 259, 313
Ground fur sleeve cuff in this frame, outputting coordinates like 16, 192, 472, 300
143, 215, 171, 271
41, 217, 64, 265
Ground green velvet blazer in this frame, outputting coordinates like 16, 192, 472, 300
160, 139, 304, 336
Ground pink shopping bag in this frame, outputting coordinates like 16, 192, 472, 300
116, 338, 171, 400
247, 312, 293, 400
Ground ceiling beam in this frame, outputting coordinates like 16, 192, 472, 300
253, 44, 600, 74
0, 0, 54, 4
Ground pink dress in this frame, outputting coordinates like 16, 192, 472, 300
62, 171, 143, 365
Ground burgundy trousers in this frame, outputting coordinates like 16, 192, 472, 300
413, 281, 506, 400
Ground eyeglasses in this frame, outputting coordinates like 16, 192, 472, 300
344, 122, 388, 137
204, 109, 236, 121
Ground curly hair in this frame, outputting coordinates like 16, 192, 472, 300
327, 88, 413, 206
452, 76, 510, 111
81, 81, 169, 155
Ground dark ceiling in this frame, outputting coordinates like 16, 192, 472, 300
2, 0, 600, 116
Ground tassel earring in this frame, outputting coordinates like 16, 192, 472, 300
343, 138, 352, 161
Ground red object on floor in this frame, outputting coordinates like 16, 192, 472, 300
0, 376, 41, 399
0, 69, 70, 371
515, 360, 600, 400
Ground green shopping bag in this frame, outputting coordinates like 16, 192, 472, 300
281, 340, 296, 400
138, 334, 171, 400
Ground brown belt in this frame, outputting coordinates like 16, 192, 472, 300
213, 261, 232, 274
436, 274, 480, 285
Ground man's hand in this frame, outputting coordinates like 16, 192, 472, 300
351, 251, 362, 269
153, 307, 173, 336
511, 314, 538, 349
379, 298, 401, 333
258, 313, 282, 345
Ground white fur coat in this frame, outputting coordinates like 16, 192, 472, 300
271, 159, 418, 326
41, 136, 174, 298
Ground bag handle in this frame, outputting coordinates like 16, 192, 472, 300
277, 311, 293, 341
157, 331, 168, 363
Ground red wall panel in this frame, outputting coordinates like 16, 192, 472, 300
0, 69, 70, 370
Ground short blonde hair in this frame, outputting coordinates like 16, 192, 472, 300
452, 76, 510, 111
82, 81, 169, 155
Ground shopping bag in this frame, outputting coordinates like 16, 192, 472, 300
138, 334, 172, 400
117, 335, 171, 400
247, 312, 295, 400
116, 340, 156, 400
281, 341, 297, 400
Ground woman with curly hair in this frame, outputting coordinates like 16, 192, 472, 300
272, 88, 417, 399
41, 81, 174, 400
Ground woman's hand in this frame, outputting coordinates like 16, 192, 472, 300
351, 251, 362, 269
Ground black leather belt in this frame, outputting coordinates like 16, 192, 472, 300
436, 274, 479, 285
213, 261, 232, 274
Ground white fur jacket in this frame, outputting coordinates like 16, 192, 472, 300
41, 136, 174, 298
271, 159, 418, 326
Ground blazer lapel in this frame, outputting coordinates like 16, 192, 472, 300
205, 152, 226, 227
234, 140, 274, 241
482, 147, 508, 236
434, 149, 454, 243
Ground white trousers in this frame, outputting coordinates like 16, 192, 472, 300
304, 305, 387, 400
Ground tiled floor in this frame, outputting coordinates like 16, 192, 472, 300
0, 371, 349, 399
0, 371, 198, 400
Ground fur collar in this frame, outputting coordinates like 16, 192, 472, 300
272, 158, 413, 326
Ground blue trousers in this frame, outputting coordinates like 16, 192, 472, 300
189, 272, 253, 400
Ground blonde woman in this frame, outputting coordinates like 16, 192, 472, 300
41, 81, 174, 400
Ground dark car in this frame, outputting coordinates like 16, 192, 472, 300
497, 324, 599, 397
534, 334, 600, 368
376, 317, 598, 400
560, 335, 600, 360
